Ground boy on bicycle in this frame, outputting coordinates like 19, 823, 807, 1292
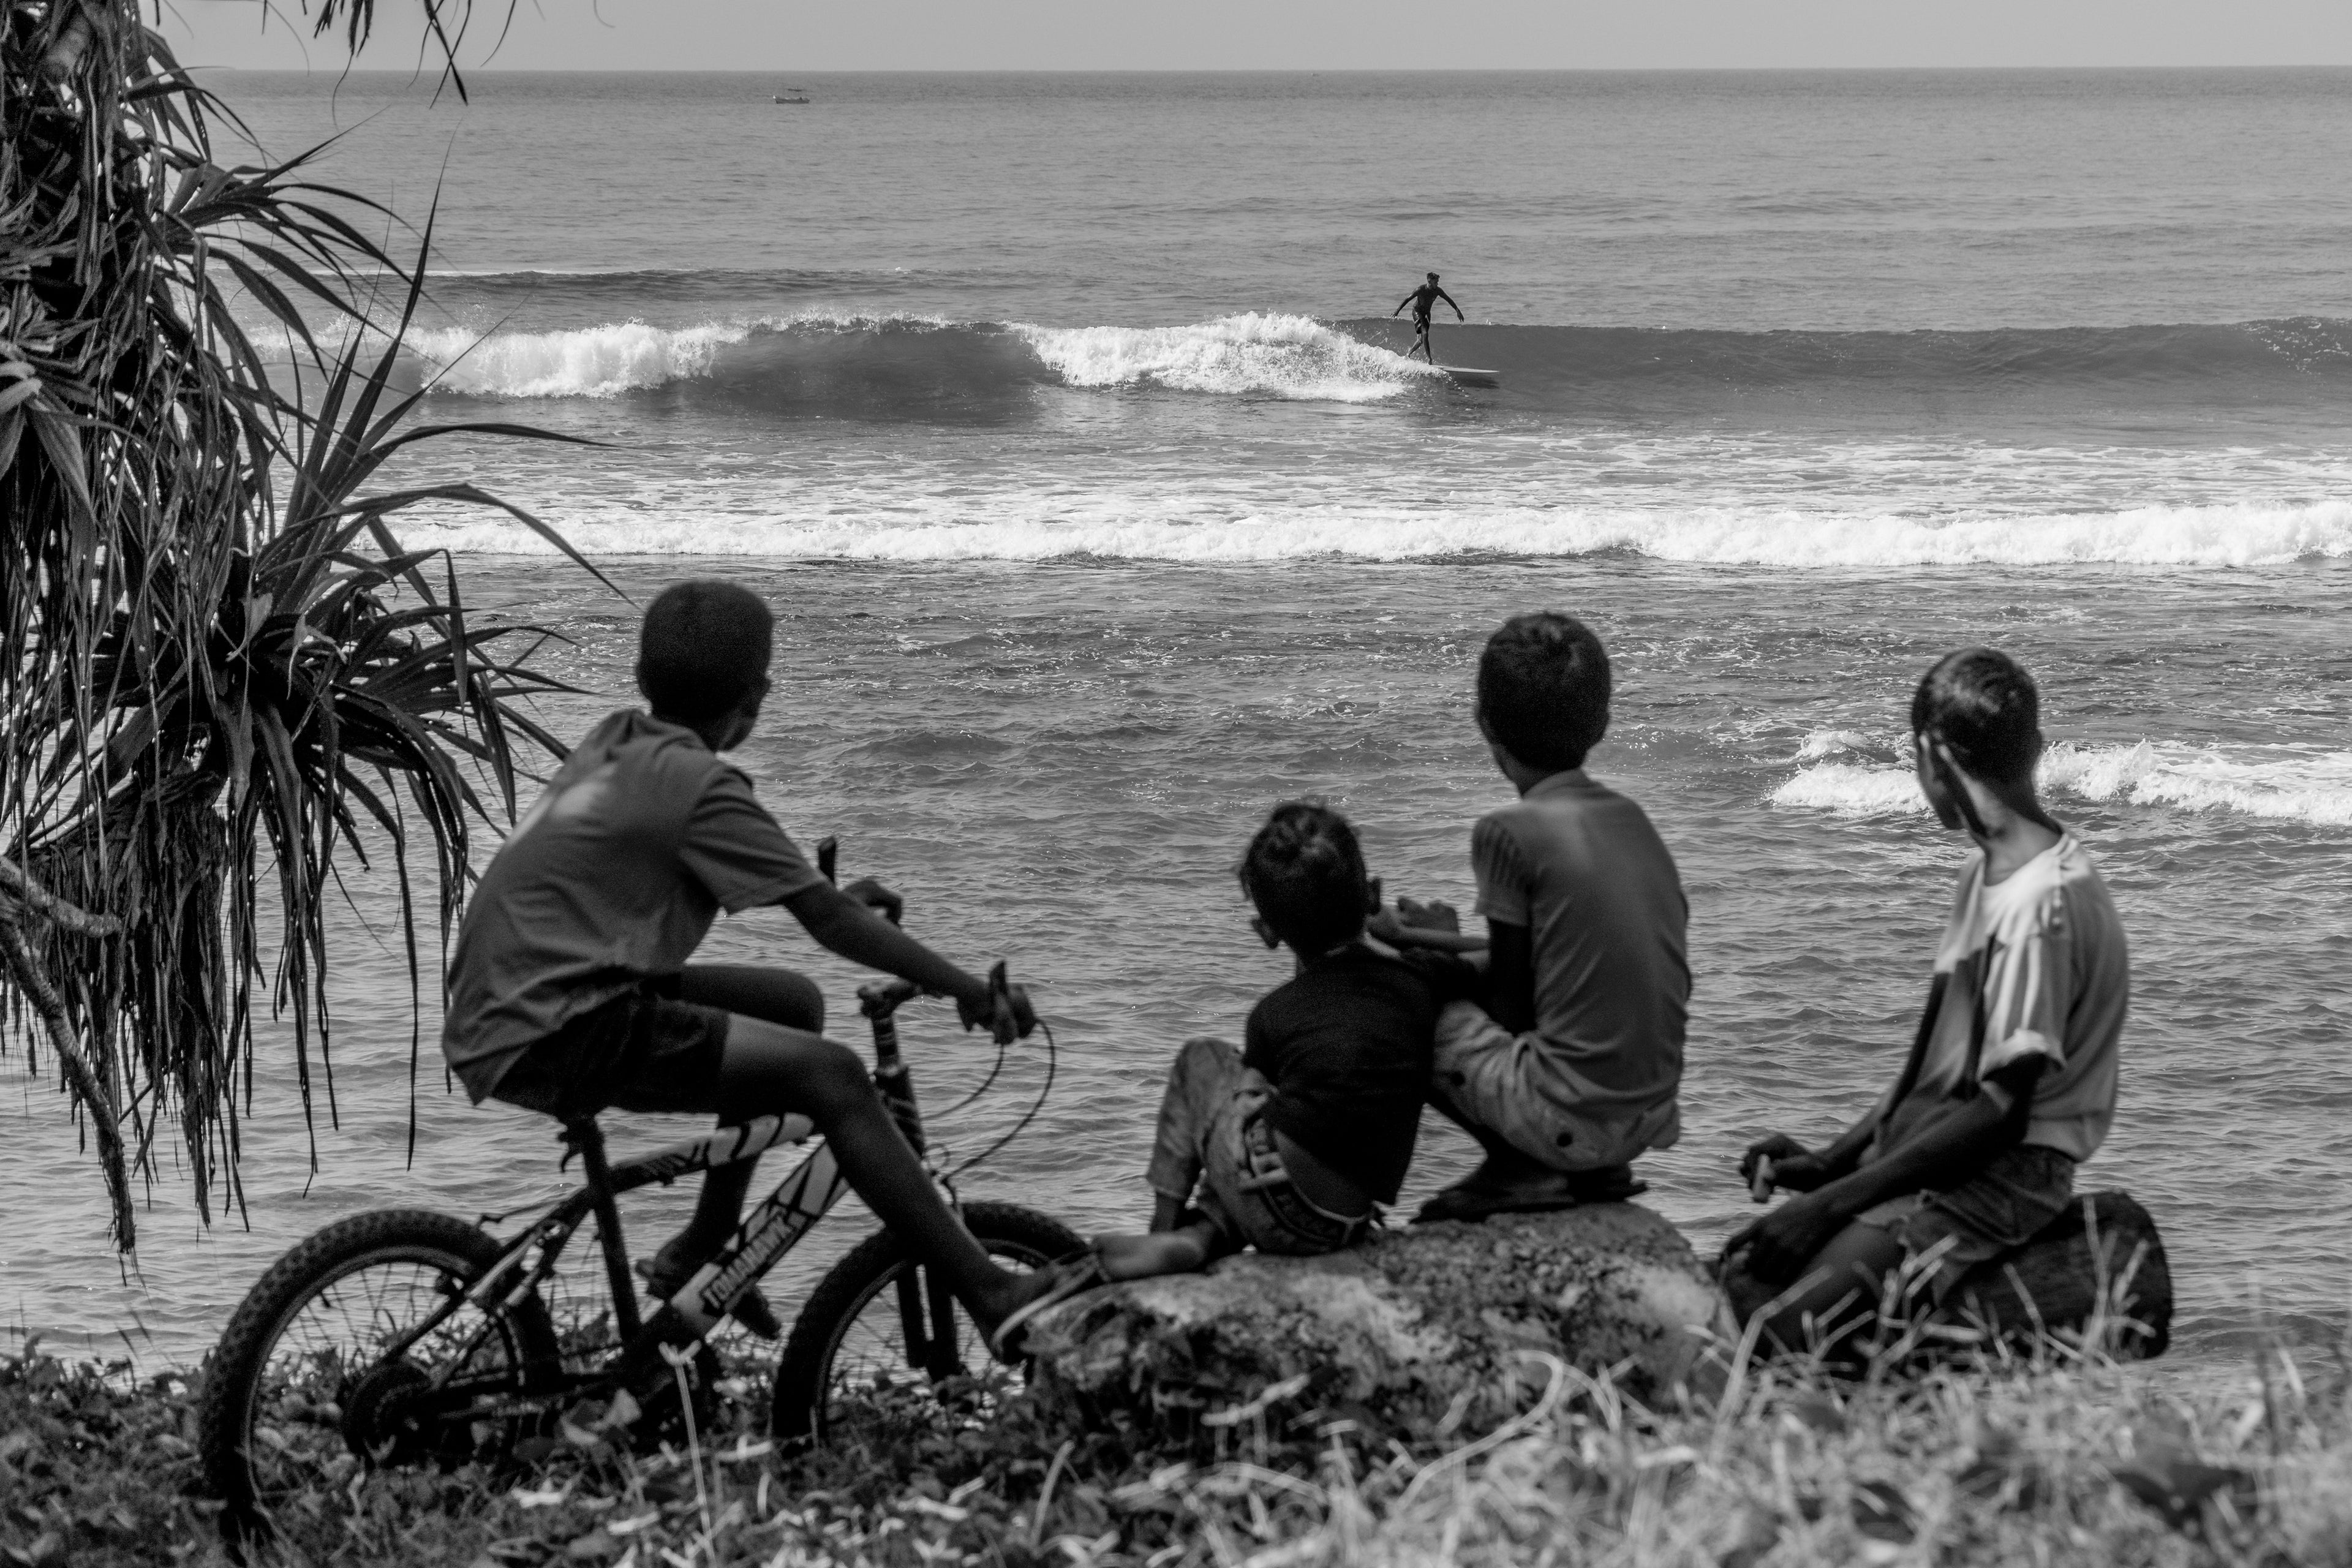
1093, 802, 1474, 1280
1722, 649, 2128, 1358
441, 579, 1070, 1348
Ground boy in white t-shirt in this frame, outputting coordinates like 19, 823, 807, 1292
1723, 648, 2128, 1358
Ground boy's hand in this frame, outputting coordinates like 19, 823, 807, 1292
957, 981, 1036, 1044
1725, 1192, 1845, 1286
1740, 1134, 1812, 1188
1398, 896, 1460, 933
1368, 897, 1461, 947
842, 876, 903, 926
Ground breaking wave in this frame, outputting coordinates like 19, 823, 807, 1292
1771, 734, 2352, 829
398, 305, 2352, 414
404, 312, 1431, 405
1013, 314, 1438, 402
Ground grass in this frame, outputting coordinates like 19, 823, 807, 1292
6, 1329, 2351, 1567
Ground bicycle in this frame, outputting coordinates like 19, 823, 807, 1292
196, 854, 1079, 1526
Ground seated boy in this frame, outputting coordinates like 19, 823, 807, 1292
1722, 648, 2128, 1358
1094, 802, 1470, 1280
440, 579, 1068, 1348
1375, 612, 1689, 1222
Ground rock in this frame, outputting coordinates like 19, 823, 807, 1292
1022, 1204, 1727, 1439
1943, 1189, 2172, 1359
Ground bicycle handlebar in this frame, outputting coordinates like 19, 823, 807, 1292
824, 839, 1022, 1041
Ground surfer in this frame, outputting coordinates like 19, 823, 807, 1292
1393, 272, 1463, 363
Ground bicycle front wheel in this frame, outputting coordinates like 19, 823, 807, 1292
772, 1200, 1081, 1449
198, 1208, 560, 1523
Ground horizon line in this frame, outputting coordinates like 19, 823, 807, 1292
175, 62, 2352, 74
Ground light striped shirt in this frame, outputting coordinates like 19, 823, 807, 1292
1875, 833, 2129, 1163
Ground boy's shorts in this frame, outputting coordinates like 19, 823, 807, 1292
1854, 1144, 2076, 1305
1151, 1039, 1372, 1257
1430, 1000, 1679, 1175
489, 981, 732, 1121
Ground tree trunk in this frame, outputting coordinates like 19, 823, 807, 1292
1022, 1204, 1727, 1442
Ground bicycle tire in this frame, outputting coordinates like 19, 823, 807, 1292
771, 1200, 1082, 1447
198, 1208, 560, 1524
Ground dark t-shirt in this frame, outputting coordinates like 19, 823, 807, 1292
1242, 944, 1469, 1202
440, 710, 828, 1102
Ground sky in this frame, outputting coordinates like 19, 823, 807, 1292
170, 0, 2352, 72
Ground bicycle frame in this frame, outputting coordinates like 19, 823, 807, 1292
370, 978, 949, 1418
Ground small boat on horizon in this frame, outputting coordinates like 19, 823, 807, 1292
772, 88, 811, 105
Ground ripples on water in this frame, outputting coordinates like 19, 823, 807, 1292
9, 559, 2348, 1368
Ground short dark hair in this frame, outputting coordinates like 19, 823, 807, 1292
636, 579, 774, 724
1237, 802, 1369, 954
1477, 612, 1611, 772
1910, 648, 2042, 785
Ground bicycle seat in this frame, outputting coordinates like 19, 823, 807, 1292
558, 1114, 614, 1176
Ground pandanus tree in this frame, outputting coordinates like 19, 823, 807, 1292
1, 0, 596, 1246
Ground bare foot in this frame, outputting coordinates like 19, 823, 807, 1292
978, 1258, 1085, 1329
1096, 1224, 1216, 1281
974, 1255, 1108, 1364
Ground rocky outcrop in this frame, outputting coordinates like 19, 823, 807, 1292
1021, 1204, 1728, 1439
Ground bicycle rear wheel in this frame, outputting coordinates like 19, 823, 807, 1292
771, 1200, 1080, 1448
198, 1209, 559, 1524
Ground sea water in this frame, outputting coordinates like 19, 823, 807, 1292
5, 70, 2349, 1371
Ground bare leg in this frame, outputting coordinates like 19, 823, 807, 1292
1730, 1221, 1908, 1363
715, 1018, 1054, 1332
1096, 1219, 1226, 1281
671, 967, 826, 1257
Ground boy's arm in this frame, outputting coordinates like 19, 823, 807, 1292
1743, 972, 1958, 1194
1728, 1056, 2046, 1283
780, 882, 1018, 1029
1743, 1110, 1880, 1193
1480, 920, 1537, 1035
1368, 896, 1488, 954
1466, 816, 1537, 1031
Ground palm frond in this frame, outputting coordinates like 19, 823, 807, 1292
2, 0, 599, 1244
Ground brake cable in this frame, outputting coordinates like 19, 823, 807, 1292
944, 1016, 1058, 1181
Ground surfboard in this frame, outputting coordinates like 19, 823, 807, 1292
1438, 366, 1501, 388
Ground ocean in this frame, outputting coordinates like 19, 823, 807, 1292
6, 69, 2349, 1374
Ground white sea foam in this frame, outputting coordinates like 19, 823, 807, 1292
1771, 742, 2352, 829
1771, 763, 1928, 816
393, 496, 2352, 568
1011, 313, 1434, 402
1792, 728, 1894, 762
408, 321, 753, 398
2042, 742, 2352, 827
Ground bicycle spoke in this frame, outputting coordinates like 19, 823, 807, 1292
246, 1256, 523, 1504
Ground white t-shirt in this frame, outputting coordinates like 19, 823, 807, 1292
1871, 833, 2129, 1163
